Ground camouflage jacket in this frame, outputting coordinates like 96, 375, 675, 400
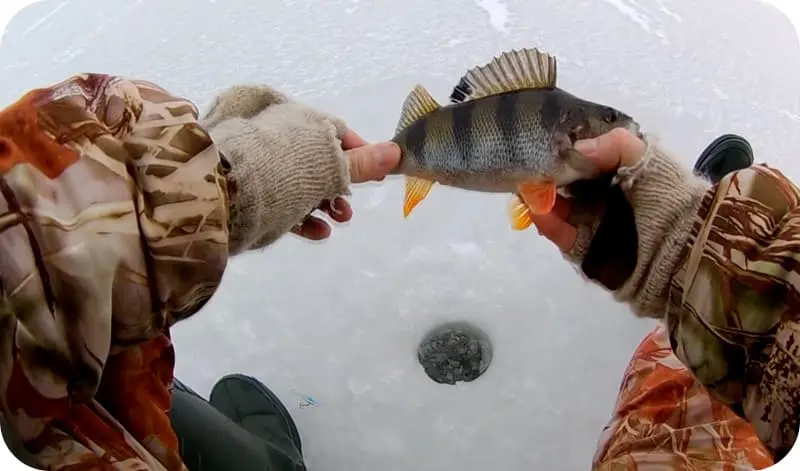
0, 74, 229, 470
0, 74, 797, 470
594, 166, 800, 469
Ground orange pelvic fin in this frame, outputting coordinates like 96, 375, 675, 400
508, 195, 533, 231
403, 176, 435, 218
517, 180, 557, 215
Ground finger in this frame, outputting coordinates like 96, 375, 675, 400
346, 141, 401, 183
551, 195, 572, 221
524, 194, 572, 225
528, 196, 576, 252
320, 197, 353, 223
574, 127, 647, 173
530, 212, 578, 253
292, 216, 331, 240
341, 129, 369, 150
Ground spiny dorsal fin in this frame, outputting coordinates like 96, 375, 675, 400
449, 48, 557, 104
395, 85, 441, 134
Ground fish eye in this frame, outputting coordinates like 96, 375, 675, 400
603, 108, 618, 124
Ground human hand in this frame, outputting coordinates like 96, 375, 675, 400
530, 128, 647, 290
530, 128, 646, 252
291, 129, 401, 240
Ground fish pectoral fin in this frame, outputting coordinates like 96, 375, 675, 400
517, 180, 557, 215
508, 195, 533, 231
395, 85, 441, 134
448, 48, 558, 104
404, 176, 435, 218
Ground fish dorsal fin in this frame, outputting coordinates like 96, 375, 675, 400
449, 48, 557, 104
395, 85, 441, 134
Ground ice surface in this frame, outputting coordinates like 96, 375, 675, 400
2, 0, 800, 470
474, 0, 510, 34
601, 0, 661, 37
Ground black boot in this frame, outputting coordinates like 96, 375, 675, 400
693, 134, 754, 184
210, 374, 304, 460
170, 376, 305, 471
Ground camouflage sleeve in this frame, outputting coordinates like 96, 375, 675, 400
592, 323, 776, 470
667, 164, 800, 461
0, 74, 230, 469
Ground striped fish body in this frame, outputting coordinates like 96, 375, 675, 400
393, 87, 605, 193
390, 47, 641, 229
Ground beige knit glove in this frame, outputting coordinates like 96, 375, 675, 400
201, 85, 351, 254
556, 134, 711, 319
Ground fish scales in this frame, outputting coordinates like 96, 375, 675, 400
452, 99, 474, 171
389, 46, 641, 227
397, 90, 559, 177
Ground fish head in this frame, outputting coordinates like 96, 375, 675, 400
548, 99, 641, 184
561, 102, 641, 143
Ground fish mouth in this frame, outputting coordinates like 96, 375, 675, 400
624, 120, 644, 140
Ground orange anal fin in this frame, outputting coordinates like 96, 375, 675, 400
517, 180, 556, 215
403, 176, 435, 218
508, 195, 533, 231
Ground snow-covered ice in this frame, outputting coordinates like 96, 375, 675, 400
475, 0, 510, 34
2, 0, 800, 470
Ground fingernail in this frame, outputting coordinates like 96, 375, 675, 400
574, 139, 597, 157
376, 142, 400, 169
331, 197, 345, 215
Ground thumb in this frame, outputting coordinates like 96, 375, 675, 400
346, 141, 401, 184
574, 128, 646, 173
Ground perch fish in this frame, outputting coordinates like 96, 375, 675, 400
390, 47, 641, 229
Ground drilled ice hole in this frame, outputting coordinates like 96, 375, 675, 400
417, 321, 493, 385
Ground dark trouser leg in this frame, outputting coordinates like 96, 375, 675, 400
3, 379, 305, 471
170, 377, 305, 471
